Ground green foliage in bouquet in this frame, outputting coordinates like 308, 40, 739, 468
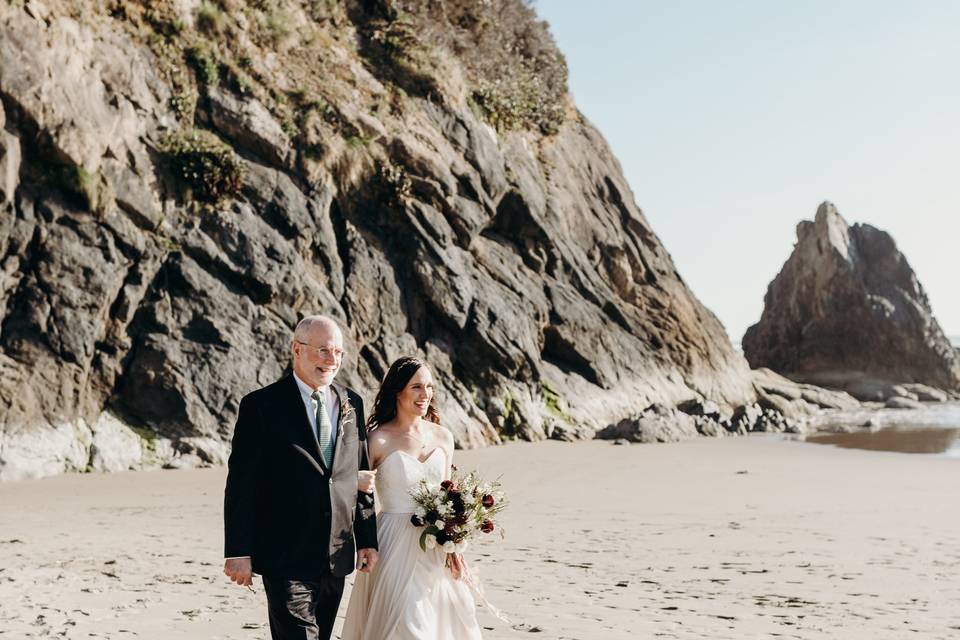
411, 467, 508, 553
418, 524, 442, 553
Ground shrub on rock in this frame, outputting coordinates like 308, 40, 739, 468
160, 129, 245, 203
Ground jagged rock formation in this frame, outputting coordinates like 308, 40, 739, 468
743, 202, 960, 396
0, 1, 756, 480
751, 368, 859, 418
595, 394, 815, 445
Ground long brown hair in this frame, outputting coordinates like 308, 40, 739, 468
366, 356, 441, 431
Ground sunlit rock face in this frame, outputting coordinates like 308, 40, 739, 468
744, 202, 960, 394
0, 1, 753, 479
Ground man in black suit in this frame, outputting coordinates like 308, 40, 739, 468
223, 315, 378, 640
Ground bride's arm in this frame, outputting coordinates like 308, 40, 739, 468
440, 427, 456, 481
358, 433, 387, 492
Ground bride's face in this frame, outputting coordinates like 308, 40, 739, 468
397, 366, 435, 418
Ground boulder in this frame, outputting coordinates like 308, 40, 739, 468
596, 404, 700, 444
884, 397, 924, 410
752, 368, 859, 416
677, 398, 724, 421
88, 412, 143, 473
206, 86, 294, 169
744, 202, 960, 392
899, 384, 949, 403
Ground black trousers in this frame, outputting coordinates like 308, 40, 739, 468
262, 574, 346, 640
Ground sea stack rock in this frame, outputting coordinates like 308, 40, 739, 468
743, 202, 960, 392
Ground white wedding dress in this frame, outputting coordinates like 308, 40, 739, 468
341, 448, 483, 639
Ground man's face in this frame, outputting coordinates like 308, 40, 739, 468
292, 323, 344, 388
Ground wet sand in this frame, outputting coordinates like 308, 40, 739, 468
1, 436, 958, 639
807, 426, 960, 456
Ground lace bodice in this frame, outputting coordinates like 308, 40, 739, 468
375, 448, 446, 513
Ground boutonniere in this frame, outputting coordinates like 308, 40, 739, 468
341, 400, 356, 425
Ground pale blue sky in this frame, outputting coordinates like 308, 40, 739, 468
536, 1, 959, 341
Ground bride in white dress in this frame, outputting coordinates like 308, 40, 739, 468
341, 357, 483, 640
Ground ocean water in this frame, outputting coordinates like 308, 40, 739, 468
806, 402, 960, 458
805, 334, 960, 456
730, 336, 960, 456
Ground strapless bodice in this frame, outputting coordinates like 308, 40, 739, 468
375, 449, 446, 513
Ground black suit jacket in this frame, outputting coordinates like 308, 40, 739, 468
223, 375, 378, 579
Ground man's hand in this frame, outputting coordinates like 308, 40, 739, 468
358, 469, 377, 494
224, 557, 254, 587
357, 548, 378, 573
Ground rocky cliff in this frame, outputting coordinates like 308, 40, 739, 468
0, 0, 756, 480
743, 202, 960, 395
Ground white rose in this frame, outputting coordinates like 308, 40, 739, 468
415, 506, 426, 518
434, 519, 445, 529
442, 541, 456, 553
424, 534, 437, 550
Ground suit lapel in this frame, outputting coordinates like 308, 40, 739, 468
330, 383, 354, 472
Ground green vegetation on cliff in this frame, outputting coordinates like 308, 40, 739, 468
160, 128, 246, 203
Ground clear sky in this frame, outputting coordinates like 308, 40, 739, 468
536, 1, 959, 341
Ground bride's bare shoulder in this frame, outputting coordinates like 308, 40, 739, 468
368, 425, 391, 443
428, 422, 455, 455
368, 424, 396, 454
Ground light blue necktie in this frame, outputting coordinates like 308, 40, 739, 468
312, 389, 334, 468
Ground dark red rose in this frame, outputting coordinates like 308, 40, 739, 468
410, 514, 424, 527
440, 480, 454, 491
425, 510, 439, 524
435, 530, 450, 545
481, 520, 495, 534
481, 494, 495, 508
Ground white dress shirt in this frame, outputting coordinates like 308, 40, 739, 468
293, 372, 340, 448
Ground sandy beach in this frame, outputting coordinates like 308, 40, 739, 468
1, 436, 958, 640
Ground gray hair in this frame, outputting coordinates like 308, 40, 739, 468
293, 315, 342, 343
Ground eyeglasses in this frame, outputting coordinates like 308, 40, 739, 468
296, 341, 346, 359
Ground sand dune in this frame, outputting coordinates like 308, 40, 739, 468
1, 436, 958, 639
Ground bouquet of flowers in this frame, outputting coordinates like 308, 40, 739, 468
409, 466, 507, 554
